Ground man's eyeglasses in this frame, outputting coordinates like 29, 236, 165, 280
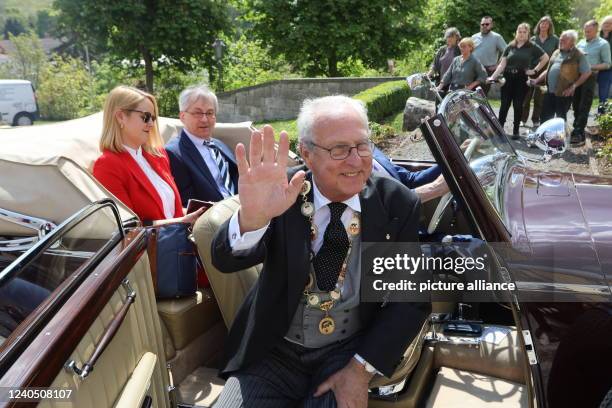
481, 23, 491, 26
124, 109, 156, 124
186, 110, 216, 120
307, 141, 373, 160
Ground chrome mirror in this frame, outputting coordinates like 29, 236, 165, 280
525, 118, 568, 162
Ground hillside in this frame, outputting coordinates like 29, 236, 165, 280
1, 0, 53, 17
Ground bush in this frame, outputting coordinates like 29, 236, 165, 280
37, 56, 93, 120
596, 102, 612, 164
353, 80, 411, 124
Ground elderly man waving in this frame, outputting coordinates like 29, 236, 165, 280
211, 95, 429, 407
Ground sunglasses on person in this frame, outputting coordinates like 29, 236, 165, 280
124, 109, 157, 124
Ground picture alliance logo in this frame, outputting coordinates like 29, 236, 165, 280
371, 253, 488, 275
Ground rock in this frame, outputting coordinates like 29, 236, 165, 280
403, 97, 435, 131
410, 85, 437, 102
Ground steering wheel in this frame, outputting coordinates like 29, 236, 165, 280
427, 137, 481, 234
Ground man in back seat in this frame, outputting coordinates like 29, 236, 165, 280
211, 95, 430, 407
166, 85, 238, 205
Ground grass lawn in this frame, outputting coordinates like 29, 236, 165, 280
253, 119, 299, 150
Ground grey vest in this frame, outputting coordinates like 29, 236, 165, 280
285, 237, 363, 348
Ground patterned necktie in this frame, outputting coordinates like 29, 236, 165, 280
313, 202, 350, 291
203, 140, 235, 194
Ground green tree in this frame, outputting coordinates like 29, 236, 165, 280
36, 9, 57, 37
242, 0, 425, 77
0, 32, 47, 87
223, 35, 296, 90
594, 0, 612, 21
37, 56, 93, 120
425, 0, 574, 46
3, 8, 28, 39
53, 0, 231, 92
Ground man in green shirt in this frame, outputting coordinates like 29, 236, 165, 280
572, 20, 611, 145
472, 16, 507, 95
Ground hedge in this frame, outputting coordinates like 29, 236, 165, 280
353, 80, 410, 124
254, 79, 410, 150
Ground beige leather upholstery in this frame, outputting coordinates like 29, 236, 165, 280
159, 318, 176, 361
433, 326, 526, 384
157, 288, 222, 350
169, 321, 226, 386
114, 352, 158, 408
39, 255, 170, 408
193, 196, 261, 328
425, 367, 527, 407
178, 366, 226, 407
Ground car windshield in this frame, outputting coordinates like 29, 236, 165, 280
439, 91, 519, 222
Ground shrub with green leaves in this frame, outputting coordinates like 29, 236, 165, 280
353, 80, 411, 124
37, 56, 93, 120
596, 102, 612, 164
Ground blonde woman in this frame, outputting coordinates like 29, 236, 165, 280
489, 23, 549, 139
522, 16, 559, 127
437, 38, 487, 92
93, 86, 203, 225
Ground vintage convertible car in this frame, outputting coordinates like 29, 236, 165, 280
0, 87, 610, 408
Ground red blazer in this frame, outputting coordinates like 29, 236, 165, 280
93, 148, 184, 222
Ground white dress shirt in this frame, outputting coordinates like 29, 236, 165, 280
228, 179, 360, 252
184, 129, 232, 198
124, 145, 175, 219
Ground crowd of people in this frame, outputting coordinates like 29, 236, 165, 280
428, 15, 612, 145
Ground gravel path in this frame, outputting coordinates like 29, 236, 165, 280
385, 104, 604, 177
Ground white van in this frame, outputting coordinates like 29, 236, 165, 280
0, 79, 38, 126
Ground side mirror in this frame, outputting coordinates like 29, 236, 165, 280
525, 118, 568, 162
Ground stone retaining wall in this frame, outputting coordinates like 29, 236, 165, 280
216, 77, 401, 122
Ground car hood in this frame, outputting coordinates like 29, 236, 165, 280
503, 167, 612, 293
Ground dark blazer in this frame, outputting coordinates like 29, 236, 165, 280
373, 148, 442, 189
93, 148, 184, 222
211, 168, 430, 378
165, 130, 238, 206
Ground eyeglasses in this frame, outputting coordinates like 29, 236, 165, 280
307, 140, 373, 160
481, 23, 491, 26
124, 109, 156, 124
185, 110, 216, 120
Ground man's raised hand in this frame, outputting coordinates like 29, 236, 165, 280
236, 125, 305, 233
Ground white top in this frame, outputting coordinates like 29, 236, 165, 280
184, 129, 231, 198
124, 145, 175, 219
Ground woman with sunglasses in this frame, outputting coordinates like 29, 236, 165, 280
94, 86, 203, 226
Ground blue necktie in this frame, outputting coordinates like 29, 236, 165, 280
204, 140, 235, 195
